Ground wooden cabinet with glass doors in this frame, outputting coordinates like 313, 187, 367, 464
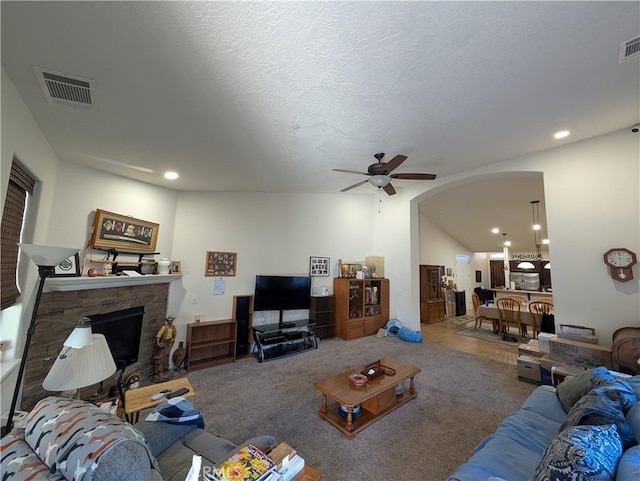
420, 265, 445, 323
334, 278, 389, 340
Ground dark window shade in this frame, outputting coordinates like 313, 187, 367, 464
1, 161, 35, 310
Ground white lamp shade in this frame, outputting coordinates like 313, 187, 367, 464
368, 175, 391, 188
63, 317, 93, 348
517, 261, 536, 269
18, 243, 79, 267
43, 334, 116, 391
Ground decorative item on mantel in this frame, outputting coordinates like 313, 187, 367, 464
157, 258, 171, 275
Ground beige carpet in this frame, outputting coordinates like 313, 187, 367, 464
184, 335, 536, 481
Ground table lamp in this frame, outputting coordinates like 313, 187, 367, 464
2, 244, 80, 436
43, 331, 117, 396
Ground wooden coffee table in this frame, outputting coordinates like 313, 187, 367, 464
314, 357, 420, 438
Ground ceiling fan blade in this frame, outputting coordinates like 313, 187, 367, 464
383, 183, 396, 195
390, 173, 437, 180
340, 180, 369, 192
332, 168, 369, 176
382, 155, 407, 173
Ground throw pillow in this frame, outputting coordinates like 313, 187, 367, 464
533, 424, 622, 481
556, 369, 593, 412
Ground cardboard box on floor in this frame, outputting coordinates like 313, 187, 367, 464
518, 340, 544, 358
517, 355, 542, 383
549, 337, 613, 369
540, 355, 588, 386
557, 324, 599, 345
537, 333, 556, 353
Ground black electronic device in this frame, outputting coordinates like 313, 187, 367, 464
253, 275, 311, 328
234, 295, 252, 357
166, 387, 189, 399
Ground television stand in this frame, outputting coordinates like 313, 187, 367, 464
252, 320, 318, 363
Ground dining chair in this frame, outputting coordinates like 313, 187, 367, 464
496, 297, 524, 337
528, 301, 554, 340
472, 293, 485, 329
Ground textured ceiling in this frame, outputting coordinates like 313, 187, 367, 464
2, 1, 639, 251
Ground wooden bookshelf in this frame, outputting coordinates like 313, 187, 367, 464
186, 319, 236, 371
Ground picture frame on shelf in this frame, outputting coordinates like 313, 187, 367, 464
309, 256, 330, 277
53, 253, 81, 277
170, 261, 182, 274
140, 261, 157, 275
205, 251, 237, 277
89, 209, 159, 252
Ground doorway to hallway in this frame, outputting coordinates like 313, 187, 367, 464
455, 255, 472, 313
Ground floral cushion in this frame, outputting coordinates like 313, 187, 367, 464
24, 396, 158, 481
533, 424, 622, 481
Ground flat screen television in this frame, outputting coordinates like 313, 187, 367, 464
253, 275, 311, 313
89, 306, 144, 368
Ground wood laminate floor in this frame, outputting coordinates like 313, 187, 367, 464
421, 317, 518, 365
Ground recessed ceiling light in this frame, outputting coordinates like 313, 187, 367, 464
553, 130, 570, 139
164, 171, 179, 180
491, 227, 499, 234
542, 238, 550, 245
504, 240, 511, 247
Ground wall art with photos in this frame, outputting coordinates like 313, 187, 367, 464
89, 209, 159, 253
53, 254, 81, 277
309, 256, 330, 277
205, 251, 237, 277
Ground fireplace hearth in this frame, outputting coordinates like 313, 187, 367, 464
22, 282, 170, 411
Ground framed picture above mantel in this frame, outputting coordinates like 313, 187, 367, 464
89, 209, 159, 253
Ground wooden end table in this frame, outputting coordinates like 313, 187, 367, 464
314, 357, 420, 438
125, 377, 195, 423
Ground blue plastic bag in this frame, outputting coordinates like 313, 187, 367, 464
398, 327, 423, 343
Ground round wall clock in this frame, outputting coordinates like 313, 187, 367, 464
603, 248, 637, 282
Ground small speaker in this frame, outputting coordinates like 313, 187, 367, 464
233, 295, 252, 357
455, 291, 466, 316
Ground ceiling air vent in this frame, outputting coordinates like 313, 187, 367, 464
33, 66, 98, 108
619, 35, 640, 63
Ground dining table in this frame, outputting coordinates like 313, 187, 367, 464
476, 303, 543, 335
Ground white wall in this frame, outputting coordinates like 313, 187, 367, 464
48, 161, 179, 269
169, 191, 373, 342
403, 129, 640, 342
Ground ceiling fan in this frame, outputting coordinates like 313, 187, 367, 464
333, 153, 436, 195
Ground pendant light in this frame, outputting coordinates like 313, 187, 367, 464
517, 200, 543, 269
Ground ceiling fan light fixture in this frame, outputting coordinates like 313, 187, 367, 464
369, 174, 391, 188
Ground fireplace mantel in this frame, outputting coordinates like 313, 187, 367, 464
45, 274, 182, 292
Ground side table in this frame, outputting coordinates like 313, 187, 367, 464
125, 377, 195, 423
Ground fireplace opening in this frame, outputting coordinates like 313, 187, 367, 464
89, 306, 145, 368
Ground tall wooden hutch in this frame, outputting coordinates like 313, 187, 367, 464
420, 265, 445, 323
334, 278, 389, 340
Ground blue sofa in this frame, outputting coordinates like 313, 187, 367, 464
448, 369, 640, 481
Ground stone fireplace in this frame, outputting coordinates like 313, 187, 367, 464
22, 280, 171, 411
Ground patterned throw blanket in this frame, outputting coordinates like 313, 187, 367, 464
145, 397, 205, 429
